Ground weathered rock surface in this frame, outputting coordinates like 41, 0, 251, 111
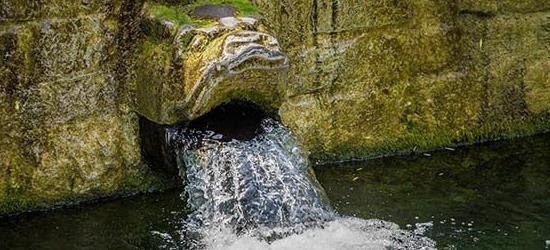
0, 0, 169, 215
0, 0, 549, 215
257, 0, 550, 160
133, 2, 287, 124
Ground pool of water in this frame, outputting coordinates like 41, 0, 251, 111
1, 133, 549, 249
315, 133, 550, 250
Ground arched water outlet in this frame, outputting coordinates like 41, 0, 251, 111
134, 2, 289, 173
139, 101, 274, 174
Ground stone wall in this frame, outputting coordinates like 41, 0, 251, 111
0, 0, 167, 215
257, 0, 550, 161
0, 0, 549, 215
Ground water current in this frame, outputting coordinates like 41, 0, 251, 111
160, 119, 435, 249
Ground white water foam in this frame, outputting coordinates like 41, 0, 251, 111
158, 119, 435, 249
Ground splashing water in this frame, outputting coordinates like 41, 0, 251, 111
157, 119, 435, 249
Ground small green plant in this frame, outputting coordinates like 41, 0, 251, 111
149, 4, 191, 25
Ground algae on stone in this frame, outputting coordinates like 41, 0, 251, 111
1, 0, 549, 216
133, 1, 288, 124
0, 1, 167, 215
257, 0, 550, 161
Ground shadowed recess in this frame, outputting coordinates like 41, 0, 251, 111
188, 101, 272, 141
139, 101, 273, 173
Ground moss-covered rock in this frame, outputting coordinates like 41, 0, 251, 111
0, 0, 276, 215
257, 0, 550, 161
132, 1, 288, 124
0, 0, 125, 21
0, 2, 169, 215
0, 0, 549, 215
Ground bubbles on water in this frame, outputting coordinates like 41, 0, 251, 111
151, 231, 178, 250
414, 222, 434, 236
205, 218, 434, 250
159, 119, 435, 249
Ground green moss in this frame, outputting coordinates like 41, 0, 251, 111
191, 0, 258, 16
310, 117, 550, 162
147, 3, 215, 28
146, 0, 257, 28
0, 111, 175, 216
0, 164, 174, 216
264, 0, 550, 163
116, 164, 177, 194
133, 38, 176, 124
149, 4, 191, 26
0, 197, 41, 216
0, 0, 126, 21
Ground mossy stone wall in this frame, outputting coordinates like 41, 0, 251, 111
0, 0, 549, 215
257, 0, 550, 161
0, 0, 168, 215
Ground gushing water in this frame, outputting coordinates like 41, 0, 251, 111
156, 119, 435, 249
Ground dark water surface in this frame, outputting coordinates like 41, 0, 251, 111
1, 133, 549, 249
316, 133, 550, 250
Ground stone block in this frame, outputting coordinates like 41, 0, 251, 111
31, 114, 140, 200
37, 71, 117, 127
484, 12, 550, 119
0, 0, 124, 21
33, 16, 117, 82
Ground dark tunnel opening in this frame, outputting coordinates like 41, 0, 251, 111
139, 101, 275, 173
188, 101, 273, 141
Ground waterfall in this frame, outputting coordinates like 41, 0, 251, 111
155, 119, 435, 249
